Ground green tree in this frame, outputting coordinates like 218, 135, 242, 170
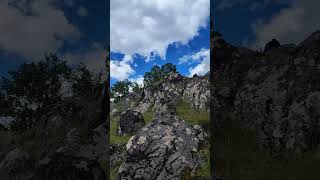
2, 53, 71, 131
111, 79, 131, 103
131, 82, 142, 95
161, 63, 177, 75
151, 65, 161, 82
71, 63, 104, 100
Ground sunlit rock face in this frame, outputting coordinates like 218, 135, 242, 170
135, 72, 210, 114
117, 112, 207, 180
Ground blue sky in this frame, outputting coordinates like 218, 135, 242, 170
110, 0, 210, 87
213, 0, 320, 49
0, 0, 108, 77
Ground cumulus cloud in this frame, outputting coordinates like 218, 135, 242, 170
252, 0, 320, 48
129, 75, 144, 87
110, 0, 210, 59
178, 48, 209, 65
77, 6, 88, 16
0, 0, 80, 60
110, 54, 135, 81
179, 48, 209, 77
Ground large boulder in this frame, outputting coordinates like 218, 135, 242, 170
117, 112, 207, 179
117, 110, 145, 136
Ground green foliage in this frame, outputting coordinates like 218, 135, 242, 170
131, 82, 142, 95
143, 63, 177, 87
71, 63, 104, 100
1, 53, 104, 132
195, 147, 211, 179
110, 79, 131, 103
2, 53, 71, 131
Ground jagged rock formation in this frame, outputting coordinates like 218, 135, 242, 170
117, 110, 145, 136
117, 112, 207, 180
135, 72, 210, 114
264, 38, 281, 53
0, 96, 108, 179
213, 31, 320, 154
31, 154, 106, 180
0, 148, 33, 176
182, 75, 210, 111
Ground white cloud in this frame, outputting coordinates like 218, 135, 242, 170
129, 75, 144, 87
110, 54, 135, 81
186, 48, 210, 77
252, 0, 320, 47
110, 0, 210, 59
0, 0, 80, 60
178, 48, 209, 65
77, 6, 88, 17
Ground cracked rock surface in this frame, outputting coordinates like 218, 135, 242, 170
117, 112, 207, 180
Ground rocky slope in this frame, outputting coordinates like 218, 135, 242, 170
0, 97, 108, 179
212, 31, 320, 155
112, 72, 210, 179
134, 72, 210, 114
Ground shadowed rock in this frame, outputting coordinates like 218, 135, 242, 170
31, 154, 106, 180
117, 110, 145, 136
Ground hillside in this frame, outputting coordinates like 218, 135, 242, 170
110, 71, 210, 179
212, 31, 320, 179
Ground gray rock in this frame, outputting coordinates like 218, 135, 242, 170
117, 110, 145, 136
0, 148, 33, 175
31, 154, 106, 180
117, 112, 207, 179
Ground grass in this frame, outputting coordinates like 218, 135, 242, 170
194, 147, 211, 179
109, 110, 155, 180
176, 100, 210, 129
214, 118, 320, 180
109, 101, 210, 179
110, 110, 155, 145
175, 100, 211, 179
110, 117, 132, 145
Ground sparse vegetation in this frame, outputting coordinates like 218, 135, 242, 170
214, 117, 320, 180
175, 100, 210, 179
176, 100, 210, 129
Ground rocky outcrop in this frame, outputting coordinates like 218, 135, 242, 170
117, 110, 145, 136
0, 148, 33, 176
135, 72, 210, 114
182, 76, 210, 111
264, 39, 281, 53
117, 112, 207, 179
31, 154, 106, 180
213, 31, 320, 154
110, 144, 125, 167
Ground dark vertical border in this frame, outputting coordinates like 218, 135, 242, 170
105, 0, 110, 179
210, 3, 215, 180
